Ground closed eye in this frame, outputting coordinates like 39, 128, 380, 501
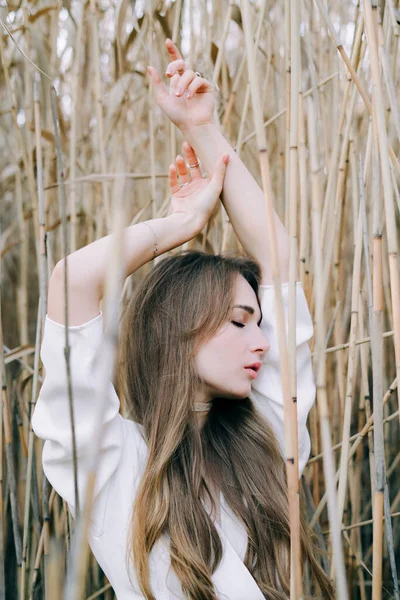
231, 321, 245, 328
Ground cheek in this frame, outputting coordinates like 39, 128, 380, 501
194, 330, 241, 378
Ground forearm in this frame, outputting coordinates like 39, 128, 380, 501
184, 123, 290, 284
48, 214, 198, 326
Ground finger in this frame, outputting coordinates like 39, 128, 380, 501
208, 155, 230, 194
169, 72, 181, 93
175, 70, 197, 97
183, 142, 202, 180
165, 38, 183, 61
169, 164, 180, 194
165, 59, 186, 77
186, 77, 213, 99
147, 66, 168, 105
175, 154, 191, 184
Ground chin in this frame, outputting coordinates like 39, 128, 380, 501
216, 387, 251, 400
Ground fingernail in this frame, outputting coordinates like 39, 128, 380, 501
147, 66, 152, 75
176, 88, 182, 96
187, 91, 192, 99
166, 69, 172, 76
223, 155, 229, 164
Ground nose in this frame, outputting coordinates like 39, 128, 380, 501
251, 329, 270, 355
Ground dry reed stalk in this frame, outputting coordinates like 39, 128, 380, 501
222, 0, 266, 252
306, 94, 348, 599
287, 1, 301, 593
336, 208, 363, 525
212, 0, 234, 88
240, 1, 303, 595
221, 52, 247, 131
366, 1, 400, 421
1, 342, 23, 571
90, 0, 111, 232
20, 303, 42, 600
362, 5, 400, 596
0, 28, 37, 220
297, 94, 309, 288
33, 75, 47, 323
45, 172, 170, 190
15, 170, 29, 346
148, 22, 158, 221
170, 0, 183, 158
68, 1, 85, 253
50, 87, 80, 516
64, 135, 126, 600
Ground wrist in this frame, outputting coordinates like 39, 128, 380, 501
181, 121, 218, 141
165, 212, 204, 239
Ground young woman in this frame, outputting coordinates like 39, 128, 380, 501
32, 40, 334, 600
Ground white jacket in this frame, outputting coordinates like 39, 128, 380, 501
32, 282, 315, 599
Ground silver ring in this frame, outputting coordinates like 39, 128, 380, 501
195, 71, 202, 78
179, 181, 190, 188
188, 162, 200, 169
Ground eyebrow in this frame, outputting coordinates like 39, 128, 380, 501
233, 304, 263, 326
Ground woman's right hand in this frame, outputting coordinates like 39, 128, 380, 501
147, 39, 215, 134
168, 143, 229, 232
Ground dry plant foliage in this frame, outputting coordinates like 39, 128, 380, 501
0, 0, 399, 599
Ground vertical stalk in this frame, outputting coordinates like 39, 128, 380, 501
69, 1, 85, 253
33, 75, 47, 323
90, 0, 110, 231
20, 303, 42, 600
307, 95, 349, 600
241, 1, 302, 595
288, 1, 301, 593
50, 87, 80, 517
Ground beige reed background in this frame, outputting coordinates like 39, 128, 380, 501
0, 0, 399, 598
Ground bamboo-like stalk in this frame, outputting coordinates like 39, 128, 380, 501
362, 5, 400, 596
364, 0, 400, 424
64, 126, 126, 600
222, 0, 267, 252
50, 87, 80, 516
336, 207, 363, 525
20, 302, 42, 600
90, 0, 110, 232
33, 75, 47, 324
2, 359, 23, 570
68, 1, 85, 253
306, 94, 348, 599
240, 1, 303, 596
288, 1, 301, 594
15, 170, 29, 346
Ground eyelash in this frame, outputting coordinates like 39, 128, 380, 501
231, 321, 245, 328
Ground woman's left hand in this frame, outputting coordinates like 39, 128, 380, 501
168, 143, 229, 231
147, 39, 215, 134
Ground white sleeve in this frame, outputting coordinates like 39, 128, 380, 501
249, 282, 316, 476
32, 312, 124, 516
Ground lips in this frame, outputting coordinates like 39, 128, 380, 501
244, 361, 262, 378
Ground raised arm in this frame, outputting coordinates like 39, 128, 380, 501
148, 39, 290, 285
49, 154, 229, 326
32, 153, 229, 517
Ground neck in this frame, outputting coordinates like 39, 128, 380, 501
193, 387, 212, 428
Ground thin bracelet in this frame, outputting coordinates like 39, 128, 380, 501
142, 221, 158, 258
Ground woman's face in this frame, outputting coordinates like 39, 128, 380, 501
194, 275, 270, 401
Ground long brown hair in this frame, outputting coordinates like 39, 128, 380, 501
119, 251, 334, 599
